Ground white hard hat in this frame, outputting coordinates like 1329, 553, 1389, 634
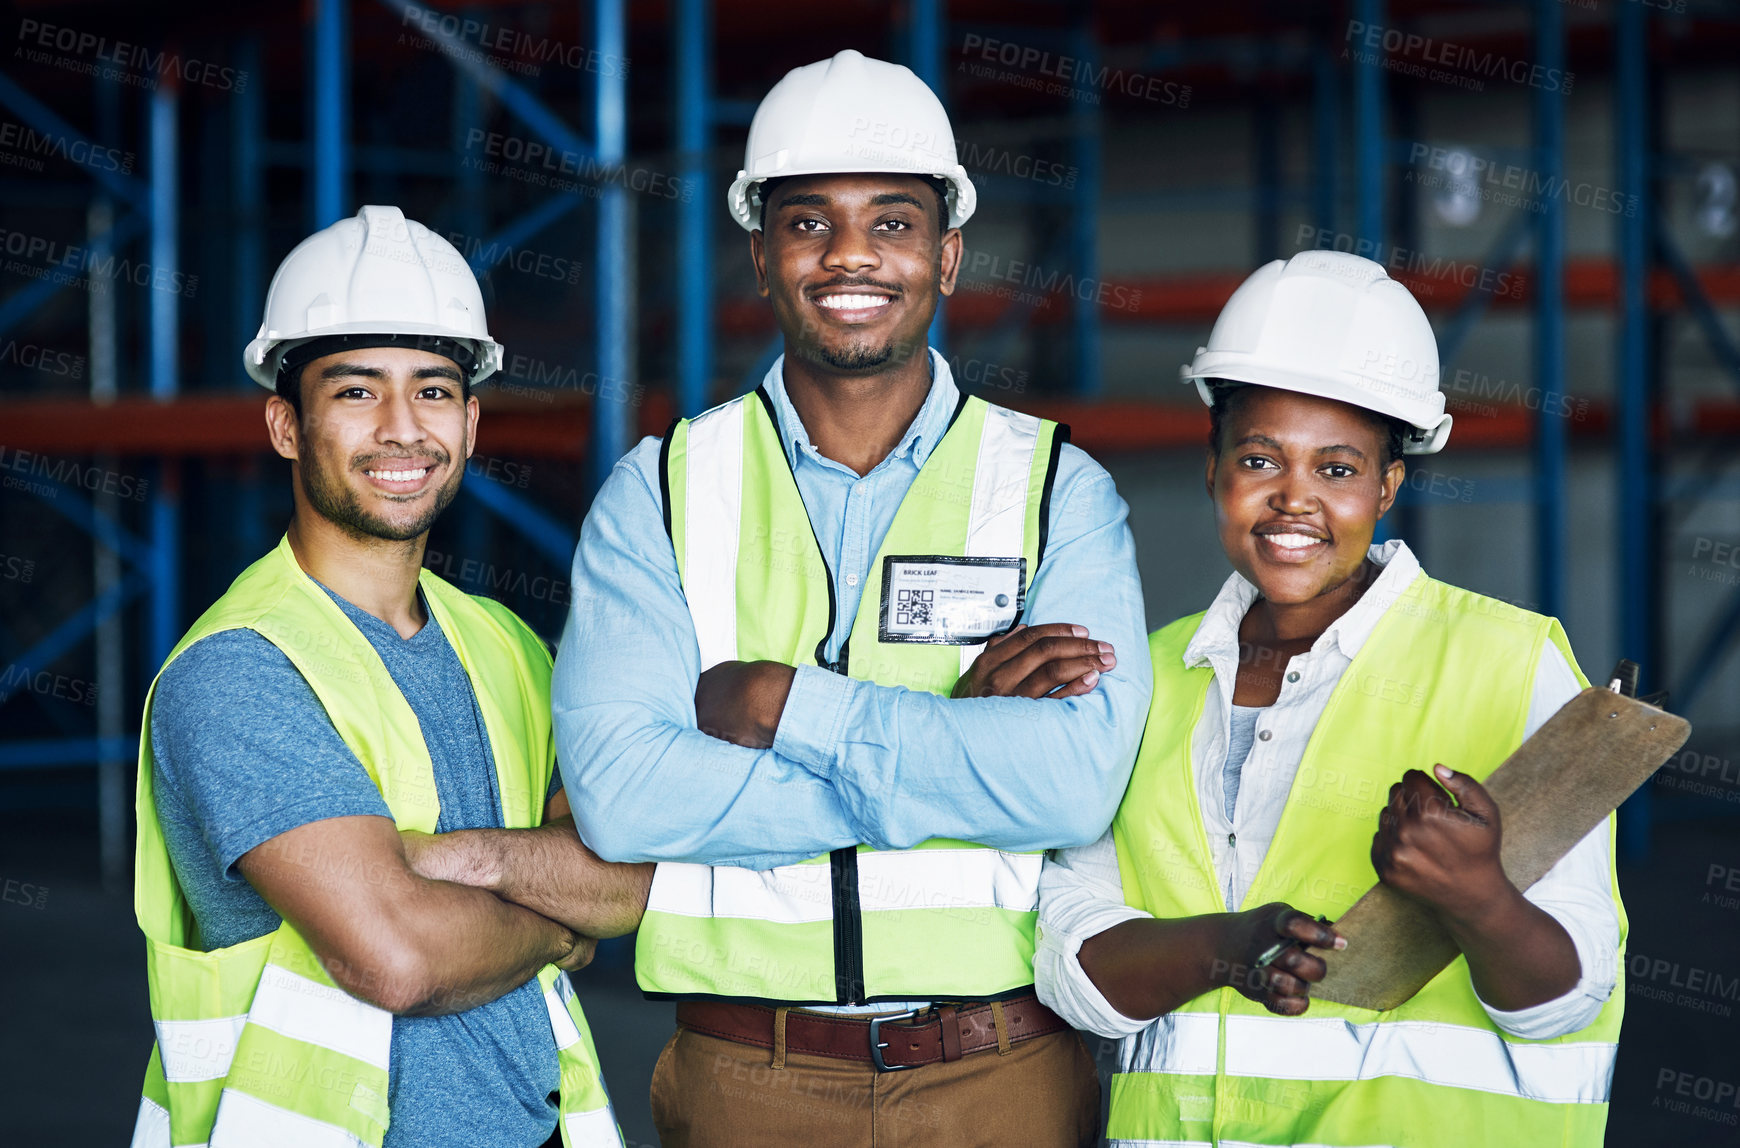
243, 204, 504, 390
727, 49, 977, 233
1181, 250, 1452, 454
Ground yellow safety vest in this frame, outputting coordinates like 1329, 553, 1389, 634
636, 383, 1066, 1004
132, 535, 619, 1147
1108, 572, 1624, 1146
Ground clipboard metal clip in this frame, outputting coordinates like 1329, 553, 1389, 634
1606, 658, 1670, 710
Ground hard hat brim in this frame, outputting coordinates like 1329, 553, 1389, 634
245, 320, 504, 390
1182, 357, 1453, 455
727, 165, 976, 232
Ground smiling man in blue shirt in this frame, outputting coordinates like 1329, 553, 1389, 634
555, 51, 1149, 1147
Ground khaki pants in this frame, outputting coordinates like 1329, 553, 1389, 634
649, 1022, 1100, 1148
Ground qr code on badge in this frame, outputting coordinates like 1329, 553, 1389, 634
896, 589, 934, 627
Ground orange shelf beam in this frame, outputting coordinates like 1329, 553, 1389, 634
2, 393, 1733, 458
711, 260, 1740, 335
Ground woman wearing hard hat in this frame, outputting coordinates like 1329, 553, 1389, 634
1033, 250, 1624, 1147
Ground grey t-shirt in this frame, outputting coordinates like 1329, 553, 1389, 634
149, 584, 560, 1148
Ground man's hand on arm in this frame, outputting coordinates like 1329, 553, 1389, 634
1078, 904, 1343, 1021
1372, 766, 1581, 1011
399, 788, 653, 940
693, 660, 797, 749
690, 624, 1112, 751
952, 623, 1115, 700
752, 460, 1152, 853
238, 814, 583, 1016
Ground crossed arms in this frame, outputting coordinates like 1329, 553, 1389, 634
238, 440, 1145, 1013
553, 441, 1152, 869
236, 787, 651, 1016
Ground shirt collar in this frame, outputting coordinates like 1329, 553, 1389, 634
1181, 538, 1423, 670
760, 348, 958, 472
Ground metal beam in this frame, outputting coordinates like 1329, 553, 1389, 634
452, 42, 486, 233
150, 86, 179, 404
1352, 0, 1385, 253
0, 738, 141, 771
1655, 224, 1740, 390
911, 0, 949, 356
590, 0, 633, 496
1674, 585, 1740, 719
1253, 65, 1281, 265
234, 35, 269, 582
450, 33, 494, 616
461, 478, 576, 570
0, 71, 149, 211
1615, 0, 1654, 858
0, 618, 93, 738
1387, 88, 1423, 555
1069, 20, 1101, 395
375, 0, 594, 161
89, 118, 127, 882
235, 35, 265, 351
1533, 0, 1566, 620
1353, 0, 1385, 541
0, 212, 144, 342
1434, 210, 1532, 369
149, 81, 181, 670
25, 477, 156, 573
466, 194, 584, 276
0, 574, 147, 709
311, 0, 351, 228
976, 229, 1075, 379
1311, 36, 1339, 235
674, 0, 713, 417
909, 0, 943, 94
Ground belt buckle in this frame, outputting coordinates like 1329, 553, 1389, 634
867, 1009, 920, 1072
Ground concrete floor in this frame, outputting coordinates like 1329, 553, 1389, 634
2, 806, 1736, 1145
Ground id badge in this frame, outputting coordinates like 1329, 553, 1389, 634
878, 555, 1026, 645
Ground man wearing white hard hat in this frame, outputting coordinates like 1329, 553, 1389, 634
1035, 251, 1624, 1147
555, 50, 1148, 1145
131, 206, 648, 1148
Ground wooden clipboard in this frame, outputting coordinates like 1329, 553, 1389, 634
1310, 686, 1690, 1011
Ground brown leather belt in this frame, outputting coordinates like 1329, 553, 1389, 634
675, 995, 1068, 1072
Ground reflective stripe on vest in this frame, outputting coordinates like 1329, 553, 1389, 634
133, 536, 620, 1147
1106, 574, 1625, 1148
639, 379, 1064, 1004
645, 846, 1043, 922
1120, 1011, 1616, 1104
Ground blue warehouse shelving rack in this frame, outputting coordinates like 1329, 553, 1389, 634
2, 1, 1738, 887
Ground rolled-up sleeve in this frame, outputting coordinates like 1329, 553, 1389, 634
1034, 830, 1155, 1038
1480, 641, 1620, 1039
553, 440, 865, 869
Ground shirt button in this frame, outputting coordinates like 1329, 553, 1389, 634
1258, 730, 1273, 741
846, 573, 859, 587
1287, 671, 1300, 683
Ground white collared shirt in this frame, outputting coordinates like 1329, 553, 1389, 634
1034, 541, 1619, 1040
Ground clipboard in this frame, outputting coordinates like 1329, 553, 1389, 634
1310, 680, 1690, 1011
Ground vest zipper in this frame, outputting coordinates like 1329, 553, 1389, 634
755, 388, 866, 1002
830, 845, 865, 1003
828, 632, 861, 1000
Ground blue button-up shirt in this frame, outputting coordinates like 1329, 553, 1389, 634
555, 352, 1151, 870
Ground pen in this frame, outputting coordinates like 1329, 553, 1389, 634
1254, 915, 1332, 969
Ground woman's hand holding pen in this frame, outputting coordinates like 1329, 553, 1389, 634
1215, 903, 1346, 1016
